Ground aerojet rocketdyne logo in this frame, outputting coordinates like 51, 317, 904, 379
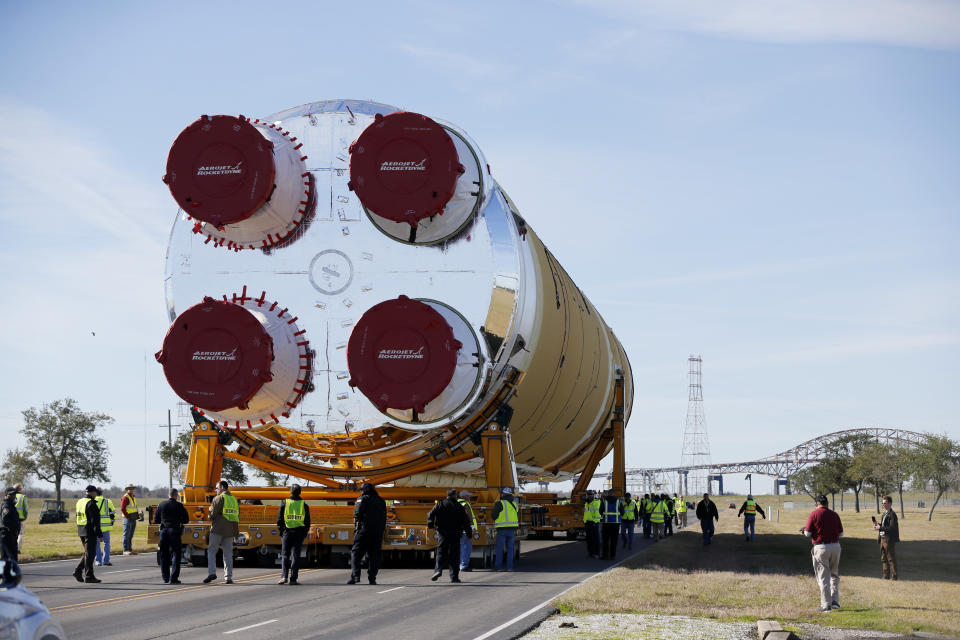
377, 347, 425, 360
196, 162, 244, 176
380, 159, 427, 172
192, 348, 238, 361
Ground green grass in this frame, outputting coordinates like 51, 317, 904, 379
554, 494, 960, 637
17, 497, 160, 562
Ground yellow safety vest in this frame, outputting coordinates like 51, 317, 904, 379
221, 493, 240, 522
744, 499, 757, 516
583, 498, 601, 523
95, 496, 115, 530
283, 498, 306, 528
623, 500, 637, 520
14, 493, 26, 520
650, 500, 666, 524
76, 498, 90, 526
494, 499, 518, 528
124, 494, 138, 514
676, 498, 687, 513
458, 498, 477, 529
643, 498, 654, 515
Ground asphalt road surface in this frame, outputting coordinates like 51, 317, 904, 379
23, 533, 658, 640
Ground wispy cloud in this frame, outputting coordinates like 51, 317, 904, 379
395, 44, 511, 78
576, 0, 960, 50
0, 100, 170, 251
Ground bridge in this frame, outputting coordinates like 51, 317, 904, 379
596, 427, 930, 495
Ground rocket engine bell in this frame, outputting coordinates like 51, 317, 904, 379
158, 99, 632, 483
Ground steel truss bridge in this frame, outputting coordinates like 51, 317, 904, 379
600, 428, 930, 495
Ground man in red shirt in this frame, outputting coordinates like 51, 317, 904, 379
802, 495, 843, 612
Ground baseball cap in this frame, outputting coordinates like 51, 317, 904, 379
816, 495, 829, 506
500, 487, 513, 495
85, 484, 98, 492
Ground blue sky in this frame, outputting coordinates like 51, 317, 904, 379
1, 1, 957, 494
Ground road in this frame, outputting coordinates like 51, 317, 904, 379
23, 534, 656, 640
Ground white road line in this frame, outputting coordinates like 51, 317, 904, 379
224, 619, 278, 635
376, 586, 405, 594
104, 568, 145, 574
470, 554, 634, 640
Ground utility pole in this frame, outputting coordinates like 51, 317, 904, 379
746, 473, 753, 496
158, 410, 181, 492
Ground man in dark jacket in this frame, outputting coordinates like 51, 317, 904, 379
874, 495, 899, 580
154, 488, 190, 584
0, 487, 20, 563
276, 484, 311, 585
74, 485, 103, 583
348, 482, 387, 585
428, 489, 472, 583
695, 493, 719, 546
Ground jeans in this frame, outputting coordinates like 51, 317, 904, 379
207, 531, 234, 579
494, 527, 516, 570
701, 518, 715, 545
95, 531, 111, 564
743, 514, 756, 540
459, 533, 473, 569
122, 518, 136, 552
620, 520, 635, 549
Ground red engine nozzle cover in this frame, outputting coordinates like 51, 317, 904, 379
164, 115, 276, 227
347, 296, 461, 413
348, 111, 460, 227
155, 297, 273, 412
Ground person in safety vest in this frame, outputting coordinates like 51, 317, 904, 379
620, 492, 638, 550
154, 487, 189, 584
457, 490, 477, 573
491, 487, 519, 571
93, 488, 116, 566
650, 494, 668, 540
73, 484, 102, 583
119, 484, 139, 555
582, 489, 601, 558
276, 484, 311, 585
675, 494, 688, 528
737, 494, 766, 542
661, 493, 674, 537
348, 482, 387, 585
599, 489, 622, 560
204, 480, 239, 584
12, 483, 26, 553
1, 487, 20, 564
641, 493, 653, 539
428, 488, 473, 583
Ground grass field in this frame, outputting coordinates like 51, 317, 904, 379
16, 498, 160, 562
555, 494, 960, 637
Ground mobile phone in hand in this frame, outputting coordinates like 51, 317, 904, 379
871, 516, 877, 524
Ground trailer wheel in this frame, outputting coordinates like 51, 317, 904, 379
255, 545, 276, 567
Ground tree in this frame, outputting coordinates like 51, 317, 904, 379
2, 398, 112, 502
911, 435, 960, 521
850, 441, 892, 514
157, 429, 248, 487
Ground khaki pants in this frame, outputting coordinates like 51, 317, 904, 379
812, 542, 841, 608
207, 532, 234, 580
17, 523, 25, 552
880, 538, 897, 579
651, 522, 664, 540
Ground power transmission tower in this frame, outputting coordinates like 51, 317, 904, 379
680, 355, 711, 496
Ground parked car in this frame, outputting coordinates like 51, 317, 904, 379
38, 500, 68, 525
0, 560, 66, 640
